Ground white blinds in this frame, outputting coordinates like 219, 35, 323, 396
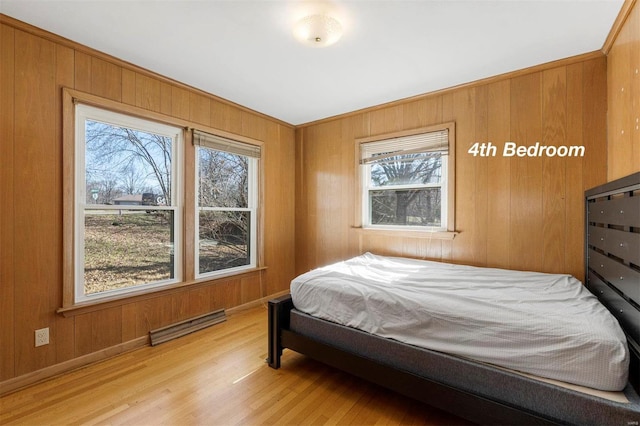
193, 129, 261, 158
360, 129, 448, 164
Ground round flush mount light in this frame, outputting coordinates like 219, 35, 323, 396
293, 14, 343, 48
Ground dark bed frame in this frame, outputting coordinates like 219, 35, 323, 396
268, 172, 640, 425
585, 172, 640, 395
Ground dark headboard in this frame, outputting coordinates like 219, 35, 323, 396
585, 172, 640, 392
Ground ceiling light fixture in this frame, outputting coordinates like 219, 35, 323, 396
293, 14, 343, 48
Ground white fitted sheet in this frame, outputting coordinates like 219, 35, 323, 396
290, 253, 629, 391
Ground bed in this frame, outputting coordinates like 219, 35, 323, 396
268, 172, 640, 425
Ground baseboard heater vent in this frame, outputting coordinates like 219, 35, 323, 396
149, 309, 226, 346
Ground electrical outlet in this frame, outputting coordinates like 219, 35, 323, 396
35, 328, 49, 347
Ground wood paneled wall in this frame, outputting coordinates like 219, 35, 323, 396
607, 0, 640, 180
0, 6, 624, 393
0, 16, 295, 389
295, 56, 608, 281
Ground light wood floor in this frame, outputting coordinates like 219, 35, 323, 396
0, 305, 472, 425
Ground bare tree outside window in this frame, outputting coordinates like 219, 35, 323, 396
85, 120, 172, 203
197, 148, 252, 273
198, 149, 248, 208
82, 119, 177, 295
368, 153, 443, 227
120, 164, 151, 196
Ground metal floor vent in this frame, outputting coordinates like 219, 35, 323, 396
149, 309, 226, 346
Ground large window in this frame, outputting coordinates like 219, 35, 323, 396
194, 130, 260, 278
359, 124, 454, 232
63, 91, 265, 310
74, 104, 183, 303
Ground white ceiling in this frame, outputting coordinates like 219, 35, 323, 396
1, 0, 624, 125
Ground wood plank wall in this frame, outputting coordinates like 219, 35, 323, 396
607, 0, 640, 180
295, 56, 608, 281
0, 3, 628, 392
0, 16, 295, 388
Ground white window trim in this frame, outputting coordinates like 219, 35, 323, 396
355, 123, 456, 235
74, 103, 184, 304
194, 144, 259, 279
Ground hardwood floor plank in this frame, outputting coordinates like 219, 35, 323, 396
0, 306, 470, 425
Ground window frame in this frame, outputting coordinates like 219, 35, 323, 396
61, 89, 266, 312
194, 141, 260, 279
72, 103, 184, 304
355, 123, 456, 237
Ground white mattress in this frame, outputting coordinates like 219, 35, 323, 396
290, 253, 629, 391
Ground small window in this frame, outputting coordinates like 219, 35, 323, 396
359, 124, 454, 232
194, 130, 260, 277
74, 104, 183, 303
